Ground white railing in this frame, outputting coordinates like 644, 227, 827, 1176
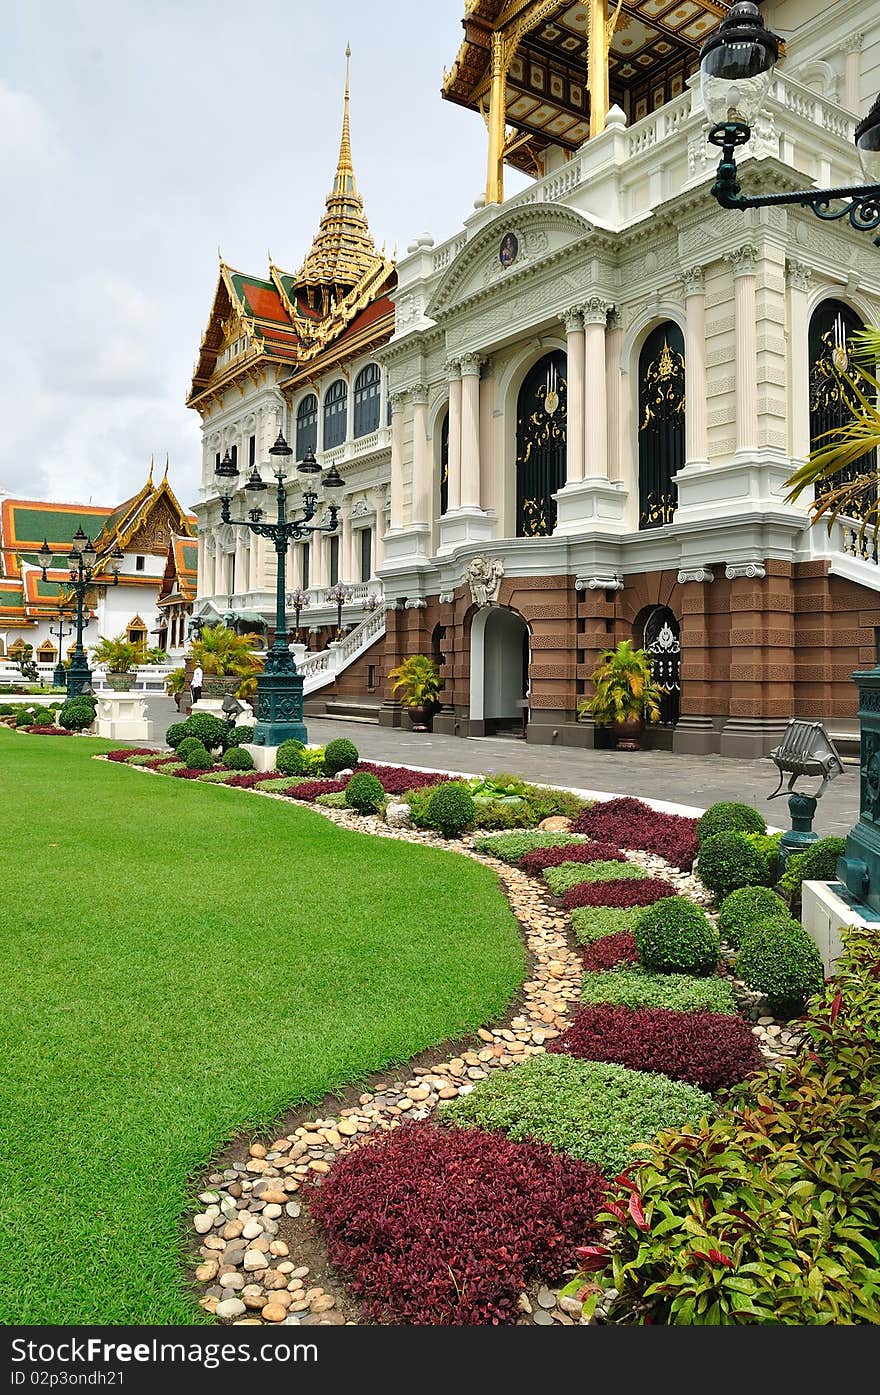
626, 91, 692, 159
303, 580, 384, 609
769, 73, 856, 145
509, 158, 585, 208
432, 235, 466, 273
837, 518, 880, 566
299, 604, 387, 695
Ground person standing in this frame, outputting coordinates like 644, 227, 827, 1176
190, 663, 203, 705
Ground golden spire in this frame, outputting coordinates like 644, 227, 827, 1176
148, 455, 154, 486
297, 46, 380, 314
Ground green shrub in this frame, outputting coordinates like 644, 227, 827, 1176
472, 831, 583, 864
717, 885, 790, 949
275, 739, 307, 776
222, 746, 254, 771
697, 831, 771, 899
570, 905, 648, 945
223, 725, 255, 749
440, 1054, 715, 1178
580, 969, 737, 1015
780, 837, 846, 899
0, 704, 14, 715
323, 738, 359, 776
543, 860, 646, 895
344, 772, 386, 814
299, 747, 327, 776
176, 737, 207, 766
634, 897, 720, 977
407, 783, 451, 828
184, 746, 213, 771
471, 799, 539, 830
198, 771, 239, 784
744, 831, 783, 882
58, 700, 94, 732
426, 782, 476, 839
155, 761, 185, 774
15, 708, 34, 727
164, 722, 188, 750
182, 712, 226, 750
736, 920, 825, 1017
33, 706, 55, 725
316, 791, 347, 808
696, 801, 766, 845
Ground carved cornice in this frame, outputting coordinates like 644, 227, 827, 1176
725, 561, 766, 580
404, 598, 427, 609
677, 567, 714, 584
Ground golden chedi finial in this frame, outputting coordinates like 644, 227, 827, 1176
148, 454, 154, 486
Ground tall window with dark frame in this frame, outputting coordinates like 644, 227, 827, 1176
515, 351, 567, 537
301, 542, 310, 591
359, 527, 372, 583
323, 380, 348, 450
248, 434, 256, 468
643, 606, 681, 726
296, 394, 318, 457
439, 410, 449, 517
638, 322, 685, 530
353, 364, 381, 438
329, 534, 340, 586
809, 299, 877, 519
230, 444, 238, 472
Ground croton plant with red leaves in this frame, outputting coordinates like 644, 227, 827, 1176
106, 748, 155, 762
308, 1122, 607, 1325
355, 762, 452, 795
572, 797, 698, 871
580, 932, 641, 972
22, 725, 76, 735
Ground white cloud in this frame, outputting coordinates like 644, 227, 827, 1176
0, 80, 67, 182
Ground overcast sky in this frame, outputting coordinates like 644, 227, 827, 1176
1, 1, 528, 510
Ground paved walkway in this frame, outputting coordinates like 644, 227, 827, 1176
144, 695, 858, 836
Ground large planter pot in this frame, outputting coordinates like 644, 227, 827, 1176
106, 673, 135, 692
202, 674, 242, 699
405, 703, 433, 733
613, 716, 644, 751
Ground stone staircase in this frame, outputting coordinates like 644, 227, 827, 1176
297, 604, 386, 697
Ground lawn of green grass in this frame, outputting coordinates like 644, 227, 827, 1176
0, 731, 525, 1324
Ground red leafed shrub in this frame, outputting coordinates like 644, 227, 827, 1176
582, 932, 640, 972
356, 762, 451, 795
106, 748, 155, 762
282, 779, 346, 801
225, 771, 283, 789
520, 841, 624, 875
309, 1123, 606, 1325
173, 767, 220, 779
549, 1004, 761, 1092
572, 797, 698, 871
22, 725, 76, 735
562, 877, 678, 910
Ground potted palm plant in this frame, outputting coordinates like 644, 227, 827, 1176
91, 634, 144, 691
165, 667, 188, 710
579, 639, 664, 751
190, 624, 262, 698
387, 655, 442, 732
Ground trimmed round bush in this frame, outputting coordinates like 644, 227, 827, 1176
635, 896, 720, 977
183, 745, 213, 771
697, 830, 771, 899
33, 706, 55, 725
164, 721, 187, 750
717, 885, 789, 949
176, 737, 207, 766
324, 738, 359, 776
58, 700, 94, 732
222, 746, 255, 771
15, 708, 34, 727
223, 724, 255, 749
182, 712, 226, 750
736, 920, 825, 1017
275, 738, 307, 776
344, 771, 386, 814
784, 836, 846, 894
426, 782, 476, 839
696, 801, 766, 845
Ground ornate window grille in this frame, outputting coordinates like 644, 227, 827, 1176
439, 409, 449, 517
515, 351, 568, 538
643, 606, 681, 726
638, 322, 685, 530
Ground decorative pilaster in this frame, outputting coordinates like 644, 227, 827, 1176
727, 245, 759, 455
554, 298, 624, 536
786, 259, 812, 467
583, 298, 612, 478
562, 307, 585, 484
682, 265, 708, 468
389, 391, 406, 530
843, 32, 864, 113
446, 360, 462, 513
411, 384, 430, 526
371, 488, 387, 570
459, 353, 483, 511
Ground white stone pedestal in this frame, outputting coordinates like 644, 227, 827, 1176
553, 479, 627, 535
95, 692, 153, 742
242, 743, 278, 773
190, 699, 227, 718
801, 879, 868, 976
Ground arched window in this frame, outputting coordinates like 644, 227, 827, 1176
642, 606, 681, 726
515, 351, 567, 537
638, 322, 685, 529
37, 641, 57, 664
809, 299, 876, 518
296, 394, 318, 457
353, 364, 381, 438
439, 409, 449, 517
323, 380, 348, 450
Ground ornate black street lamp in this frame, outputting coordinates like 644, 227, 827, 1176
48, 607, 75, 688
701, 2, 880, 243
326, 581, 353, 640
215, 435, 345, 746
38, 530, 123, 698
286, 587, 310, 643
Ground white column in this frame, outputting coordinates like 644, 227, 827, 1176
563, 308, 585, 483
389, 392, 406, 529
583, 297, 611, 478
339, 502, 353, 582
682, 265, 708, 468
459, 353, 482, 510
411, 385, 430, 525
786, 259, 812, 467
605, 311, 623, 484
844, 32, 863, 113
234, 531, 246, 598
212, 536, 223, 597
446, 360, 462, 511
197, 531, 207, 596
479, 358, 495, 512
372, 488, 387, 571
729, 246, 759, 454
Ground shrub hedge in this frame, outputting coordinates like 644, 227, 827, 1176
182, 712, 226, 750
778, 836, 847, 900
634, 897, 720, 978
696, 801, 766, 845
223, 725, 255, 749
717, 885, 790, 949
580, 969, 738, 1015
736, 920, 825, 1017
275, 739, 307, 776
441, 1054, 715, 1178
164, 722, 187, 750
176, 737, 207, 766
344, 772, 386, 814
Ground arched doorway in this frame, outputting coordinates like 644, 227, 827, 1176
516, 351, 567, 537
643, 606, 681, 727
470, 606, 530, 736
809, 299, 876, 518
638, 322, 686, 529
